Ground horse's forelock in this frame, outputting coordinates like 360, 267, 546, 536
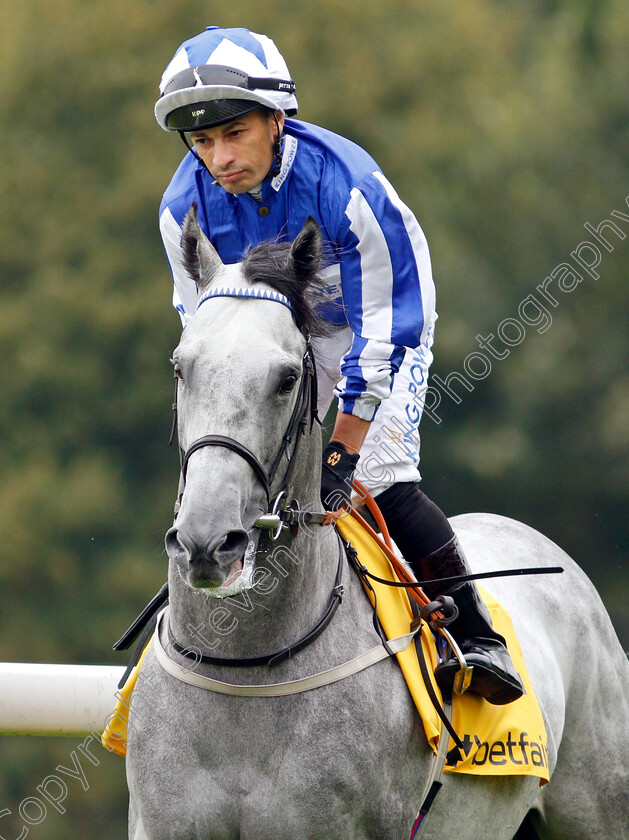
242, 243, 329, 338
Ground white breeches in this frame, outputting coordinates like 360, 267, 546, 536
312, 325, 434, 497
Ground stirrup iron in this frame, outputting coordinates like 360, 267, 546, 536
437, 627, 474, 695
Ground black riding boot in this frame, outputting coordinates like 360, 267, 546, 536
418, 535, 525, 705
375, 482, 525, 705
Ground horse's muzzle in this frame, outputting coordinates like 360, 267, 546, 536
165, 523, 250, 588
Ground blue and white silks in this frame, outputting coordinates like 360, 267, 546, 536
159, 118, 436, 431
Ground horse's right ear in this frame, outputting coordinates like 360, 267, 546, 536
181, 203, 223, 291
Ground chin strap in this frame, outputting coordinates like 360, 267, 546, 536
177, 130, 205, 166
272, 112, 283, 177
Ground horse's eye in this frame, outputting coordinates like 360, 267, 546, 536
173, 363, 183, 380
279, 374, 298, 394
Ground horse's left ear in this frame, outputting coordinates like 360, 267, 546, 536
288, 216, 322, 281
181, 203, 223, 291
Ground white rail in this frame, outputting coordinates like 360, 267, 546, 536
0, 663, 126, 736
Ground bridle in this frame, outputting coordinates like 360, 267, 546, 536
170, 286, 323, 538
165, 285, 347, 669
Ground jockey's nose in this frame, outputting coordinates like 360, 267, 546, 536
211, 137, 236, 171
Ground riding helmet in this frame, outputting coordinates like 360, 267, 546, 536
155, 26, 298, 132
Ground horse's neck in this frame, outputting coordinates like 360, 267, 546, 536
168, 428, 341, 658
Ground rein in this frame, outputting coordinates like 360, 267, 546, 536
342, 480, 564, 606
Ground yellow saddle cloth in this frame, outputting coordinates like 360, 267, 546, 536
335, 514, 549, 783
104, 515, 549, 783
102, 641, 152, 757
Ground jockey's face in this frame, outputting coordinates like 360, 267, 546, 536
189, 109, 284, 194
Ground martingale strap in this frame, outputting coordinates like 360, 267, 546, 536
408, 694, 453, 839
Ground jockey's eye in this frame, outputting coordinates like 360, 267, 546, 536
279, 373, 298, 394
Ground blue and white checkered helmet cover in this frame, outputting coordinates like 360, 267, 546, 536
155, 27, 298, 131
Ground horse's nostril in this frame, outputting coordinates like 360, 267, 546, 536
165, 526, 185, 558
216, 530, 249, 564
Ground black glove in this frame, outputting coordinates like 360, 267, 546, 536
320, 441, 359, 511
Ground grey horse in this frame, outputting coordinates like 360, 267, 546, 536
125, 209, 629, 839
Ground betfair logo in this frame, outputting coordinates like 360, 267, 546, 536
446, 731, 548, 769
327, 452, 341, 467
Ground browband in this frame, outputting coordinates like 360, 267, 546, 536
196, 286, 293, 312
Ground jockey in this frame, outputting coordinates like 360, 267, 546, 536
155, 26, 525, 705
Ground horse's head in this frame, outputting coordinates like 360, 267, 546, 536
165, 206, 326, 591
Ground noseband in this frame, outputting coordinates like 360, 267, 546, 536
170, 287, 319, 529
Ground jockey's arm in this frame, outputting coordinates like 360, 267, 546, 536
320, 410, 370, 510
329, 411, 371, 455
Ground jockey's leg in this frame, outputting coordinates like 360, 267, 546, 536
375, 481, 525, 705
338, 334, 523, 704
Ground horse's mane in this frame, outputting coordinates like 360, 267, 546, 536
242, 241, 330, 338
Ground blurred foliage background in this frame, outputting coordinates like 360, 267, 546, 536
0, 0, 627, 835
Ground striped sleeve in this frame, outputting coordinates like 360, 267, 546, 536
159, 206, 197, 327
334, 171, 436, 419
